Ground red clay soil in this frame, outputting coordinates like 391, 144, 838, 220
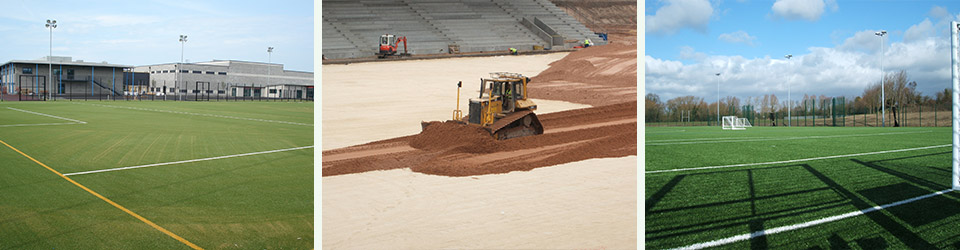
528, 42, 637, 106
322, 101, 636, 177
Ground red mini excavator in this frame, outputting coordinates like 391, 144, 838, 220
377, 34, 410, 58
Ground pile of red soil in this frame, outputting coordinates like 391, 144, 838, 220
322, 101, 636, 177
528, 42, 637, 106
409, 121, 499, 154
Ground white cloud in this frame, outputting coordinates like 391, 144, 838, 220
718, 30, 757, 46
646, 0, 714, 35
679, 46, 708, 61
646, 18, 951, 102
904, 18, 934, 43
771, 0, 827, 21
929, 6, 949, 19
645, 55, 684, 75
837, 30, 883, 53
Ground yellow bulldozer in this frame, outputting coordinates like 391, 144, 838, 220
424, 72, 544, 140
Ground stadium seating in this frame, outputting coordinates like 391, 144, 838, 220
322, 0, 605, 59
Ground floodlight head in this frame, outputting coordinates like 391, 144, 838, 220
179, 35, 187, 42
785, 54, 792, 59
875, 30, 887, 36
715, 73, 721, 76
268, 47, 274, 52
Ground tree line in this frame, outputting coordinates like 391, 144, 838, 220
646, 70, 953, 123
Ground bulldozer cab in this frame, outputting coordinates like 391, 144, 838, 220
479, 72, 527, 112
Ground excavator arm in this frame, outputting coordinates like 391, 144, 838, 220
397, 36, 408, 55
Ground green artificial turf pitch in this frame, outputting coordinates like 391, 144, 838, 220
0, 101, 313, 249
646, 126, 960, 249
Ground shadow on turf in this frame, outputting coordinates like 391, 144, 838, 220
646, 154, 960, 249
646, 164, 851, 249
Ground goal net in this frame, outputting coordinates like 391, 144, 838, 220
737, 118, 752, 128
722, 116, 745, 130
952, 21, 960, 190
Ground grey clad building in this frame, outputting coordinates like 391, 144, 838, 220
134, 60, 314, 100
0, 56, 137, 99
0, 57, 313, 100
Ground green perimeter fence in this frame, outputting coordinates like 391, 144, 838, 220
648, 99, 951, 128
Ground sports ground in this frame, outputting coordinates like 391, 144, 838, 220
0, 101, 313, 249
645, 126, 960, 249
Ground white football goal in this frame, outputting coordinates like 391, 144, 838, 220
737, 118, 752, 128
951, 21, 960, 190
722, 116, 746, 130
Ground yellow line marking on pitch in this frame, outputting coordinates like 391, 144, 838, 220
0, 138, 203, 250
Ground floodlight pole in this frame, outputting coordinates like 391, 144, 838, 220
876, 30, 886, 127
46, 19, 56, 100
178, 35, 187, 101
716, 73, 721, 126
267, 47, 273, 97
785, 54, 792, 127
951, 22, 960, 191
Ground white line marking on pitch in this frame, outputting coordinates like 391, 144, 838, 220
646, 136, 768, 143
646, 129, 687, 134
0, 122, 81, 128
63, 145, 314, 176
80, 103, 311, 126
7, 107, 87, 124
646, 131, 932, 146
646, 144, 951, 174
671, 189, 955, 250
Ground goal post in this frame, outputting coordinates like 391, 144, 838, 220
737, 117, 752, 127
722, 116, 745, 130
952, 21, 959, 190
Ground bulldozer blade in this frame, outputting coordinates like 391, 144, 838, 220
489, 110, 543, 140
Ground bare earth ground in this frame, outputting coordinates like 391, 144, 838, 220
322, 3, 638, 247
321, 53, 592, 150
322, 101, 636, 176
322, 156, 637, 250
528, 31, 637, 106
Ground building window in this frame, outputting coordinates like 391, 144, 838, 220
162, 70, 168, 73
206, 90, 213, 94
269, 89, 277, 94
192, 89, 200, 93
232, 88, 237, 97
181, 70, 188, 73
218, 90, 225, 94
192, 70, 201, 74
253, 88, 262, 97
205, 71, 214, 75
218, 72, 226, 75
22, 68, 32, 74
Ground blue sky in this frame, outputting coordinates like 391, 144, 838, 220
0, 0, 314, 72
645, 0, 960, 103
